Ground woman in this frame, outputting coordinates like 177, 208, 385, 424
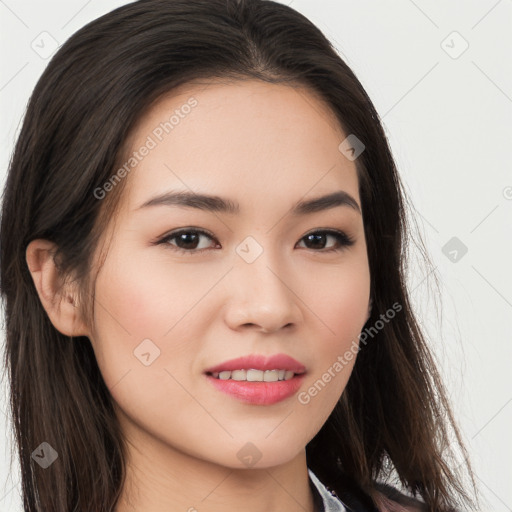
0, 0, 477, 510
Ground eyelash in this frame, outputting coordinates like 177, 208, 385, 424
155, 228, 355, 255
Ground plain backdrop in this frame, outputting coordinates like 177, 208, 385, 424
1, 1, 511, 510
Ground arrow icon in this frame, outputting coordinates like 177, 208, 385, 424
236, 236, 263, 263
448, 249, 458, 260
441, 236, 468, 263
134, 339, 161, 366
236, 441, 262, 467
31, 442, 58, 468
338, 134, 365, 161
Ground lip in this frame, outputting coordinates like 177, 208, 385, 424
203, 353, 306, 374
204, 353, 307, 405
205, 373, 306, 405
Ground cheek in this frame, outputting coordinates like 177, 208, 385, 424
88, 255, 210, 450
297, 256, 369, 407
304, 255, 370, 342
93, 245, 211, 348
89, 243, 233, 404
88, 249, 191, 389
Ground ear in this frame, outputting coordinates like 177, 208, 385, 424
25, 239, 89, 338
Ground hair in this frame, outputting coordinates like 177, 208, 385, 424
0, 0, 477, 511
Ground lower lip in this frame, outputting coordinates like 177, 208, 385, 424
205, 373, 306, 405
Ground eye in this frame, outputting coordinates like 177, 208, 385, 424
155, 228, 355, 255
156, 228, 218, 254
296, 230, 355, 252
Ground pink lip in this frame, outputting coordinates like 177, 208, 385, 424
205, 373, 306, 405
204, 354, 307, 405
203, 353, 306, 374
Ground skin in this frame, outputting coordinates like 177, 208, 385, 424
26, 79, 371, 512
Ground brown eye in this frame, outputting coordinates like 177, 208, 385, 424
158, 229, 218, 254
297, 230, 354, 252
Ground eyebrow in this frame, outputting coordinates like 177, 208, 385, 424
137, 189, 361, 216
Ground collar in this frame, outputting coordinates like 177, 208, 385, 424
308, 468, 348, 512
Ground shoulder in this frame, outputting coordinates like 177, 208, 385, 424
373, 482, 429, 512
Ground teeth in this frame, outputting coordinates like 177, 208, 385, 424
261, 370, 278, 382
231, 370, 246, 381
210, 369, 297, 382
247, 369, 264, 381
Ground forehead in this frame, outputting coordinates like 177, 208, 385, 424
121, 79, 359, 212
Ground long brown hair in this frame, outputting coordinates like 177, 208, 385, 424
0, 0, 476, 510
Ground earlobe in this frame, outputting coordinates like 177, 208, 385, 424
25, 239, 89, 338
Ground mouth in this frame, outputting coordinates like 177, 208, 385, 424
203, 353, 307, 405
206, 369, 304, 382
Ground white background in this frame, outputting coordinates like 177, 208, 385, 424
1, 1, 511, 510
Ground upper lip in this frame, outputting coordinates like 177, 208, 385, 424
204, 354, 306, 374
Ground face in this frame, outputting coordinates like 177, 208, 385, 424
87, 79, 371, 469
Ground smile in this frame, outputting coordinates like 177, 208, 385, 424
208, 369, 298, 381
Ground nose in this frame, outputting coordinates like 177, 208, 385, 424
223, 249, 303, 334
